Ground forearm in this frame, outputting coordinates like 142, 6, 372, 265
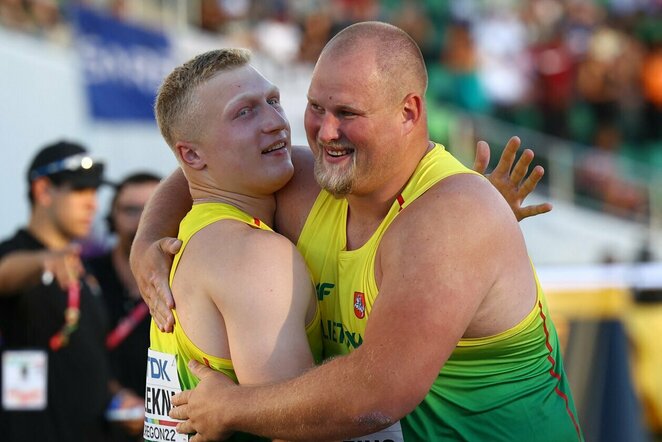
223, 349, 410, 441
0, 251, 46, 294
131, 168, 191, 258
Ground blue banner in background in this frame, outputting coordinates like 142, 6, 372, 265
74, 6, 174, 121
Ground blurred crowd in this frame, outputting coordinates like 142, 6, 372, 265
2, 0, 661, 218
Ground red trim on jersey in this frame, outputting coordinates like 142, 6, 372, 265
538, 300, 582, 440
253, 218, 261, 227
396, 194, 405, 211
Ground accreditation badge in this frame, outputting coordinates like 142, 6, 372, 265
143, 348, 188, 442
2, 350, 48, 410
346, 421, 404, 442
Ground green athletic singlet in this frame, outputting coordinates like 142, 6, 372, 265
296, 144, 583, 441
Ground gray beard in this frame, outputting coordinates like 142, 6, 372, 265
314, 156, 355, 196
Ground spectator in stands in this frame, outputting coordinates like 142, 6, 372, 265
576, 26, 628, 136
530, 28, 575, 137
428, 20, 491, 114
252, 2, 302, 66
0, 0, 35, 32
473, 7, 533, 126
575, 121, 648, 218
298, 10, 333, 64
641, 41, 662, 143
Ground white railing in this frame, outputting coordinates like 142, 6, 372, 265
437, 108, 662, 232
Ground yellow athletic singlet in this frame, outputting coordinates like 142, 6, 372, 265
297, 144, 583, 441
150, 202, 323, 390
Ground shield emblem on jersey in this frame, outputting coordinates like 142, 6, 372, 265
353, 292, 366, 319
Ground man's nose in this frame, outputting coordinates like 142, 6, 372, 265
263, 105, 288, 133
318, 113, 340, 142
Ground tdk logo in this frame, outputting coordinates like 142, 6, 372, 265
148, 356, 171, 381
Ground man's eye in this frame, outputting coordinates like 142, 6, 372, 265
237, 107, 251, 117
268, 97, 280, 106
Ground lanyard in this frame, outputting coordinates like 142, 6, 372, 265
49, 281, 81, 351
105, 302, 149, 350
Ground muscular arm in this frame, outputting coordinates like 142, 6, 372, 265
216, 230, 316, 384
174, 175, 533, 441
129, 168, 190, 330
173, 222, 316, 385
131, 167, 190, 253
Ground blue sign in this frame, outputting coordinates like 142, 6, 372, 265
74, 6, 174, 121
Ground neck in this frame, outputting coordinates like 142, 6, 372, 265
190, 187, 277, 228
343, 140, 432, 250
345, 140, 433, 223
27, 211, 71, 250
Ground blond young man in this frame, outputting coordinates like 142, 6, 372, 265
143, 49, 322, 442
133, 23, 575, 442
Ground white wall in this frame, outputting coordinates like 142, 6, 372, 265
0, 28, 175, 236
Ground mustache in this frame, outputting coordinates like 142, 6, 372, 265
317, 140, 354, 150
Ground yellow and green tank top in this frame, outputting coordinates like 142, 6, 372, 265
149, 203, 323, 425
297, 144, 583, 441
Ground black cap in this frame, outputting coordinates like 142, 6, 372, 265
27, 140, 105, 189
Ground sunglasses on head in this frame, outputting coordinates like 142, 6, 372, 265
30, 154, 100, 181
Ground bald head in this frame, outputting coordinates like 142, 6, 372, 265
318, 21, 428, 102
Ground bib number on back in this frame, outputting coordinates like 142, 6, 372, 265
144, 348, 188, 442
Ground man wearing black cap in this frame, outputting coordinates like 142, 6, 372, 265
0, 140, 113, 441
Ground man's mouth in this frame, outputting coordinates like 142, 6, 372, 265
262, 141, 287, 154
323, 145, 355, 157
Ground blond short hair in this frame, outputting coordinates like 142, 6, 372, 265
155, 48, 251, 148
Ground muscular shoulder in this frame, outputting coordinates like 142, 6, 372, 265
184, 220, 308, 296
379, 173, 525, 288
190, 219, 296, 270
274, 145, 320, 243
376, 173, 533, 338
234, 224, 303, 267
396, 173, 516, 237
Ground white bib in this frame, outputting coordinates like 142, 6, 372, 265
143, 348, 188, 442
